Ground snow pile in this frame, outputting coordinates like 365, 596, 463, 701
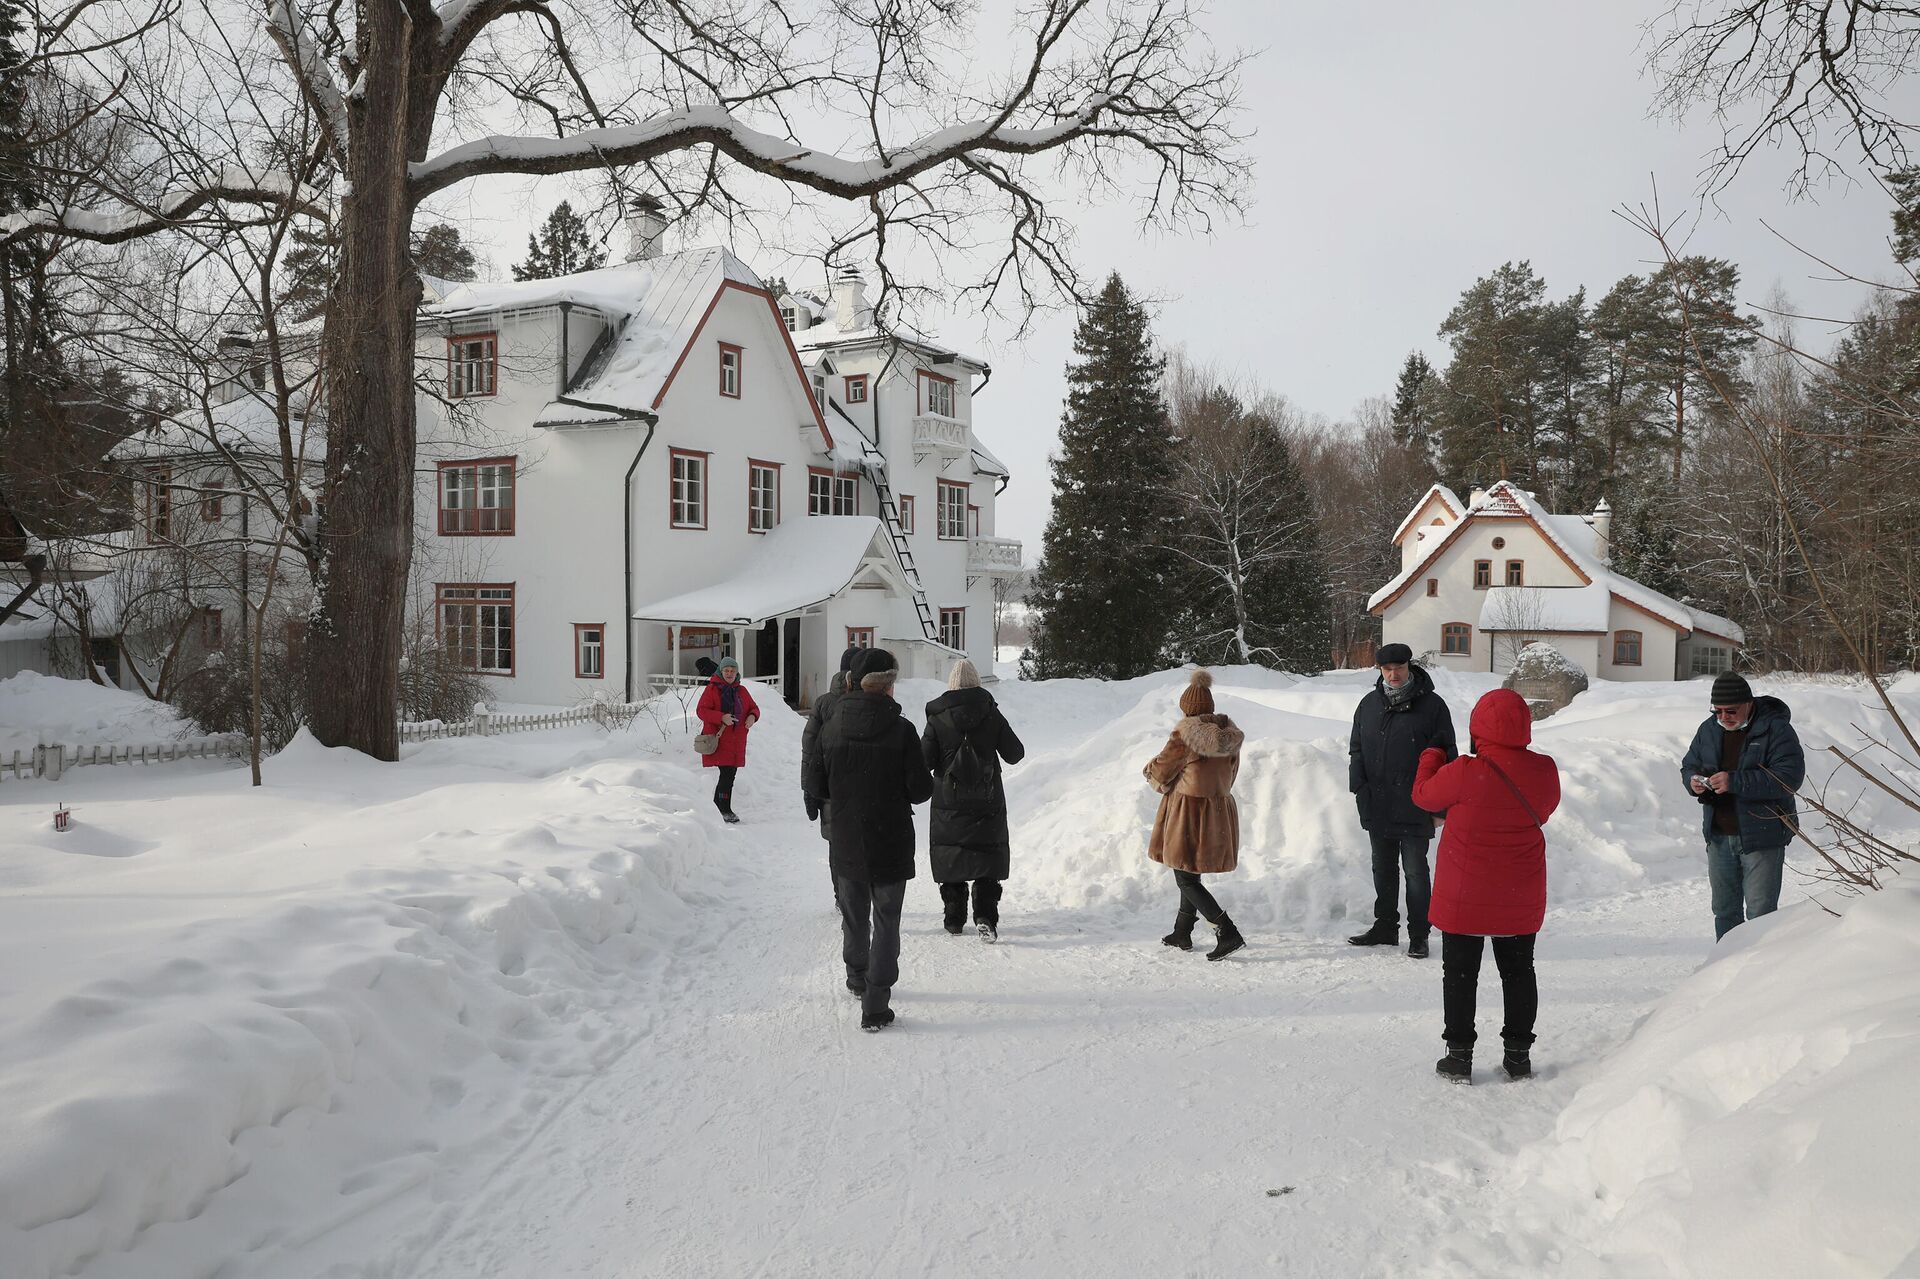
0, 671, 194, 755
0, 698, 799, 1279
1440, 880, 1920, 1277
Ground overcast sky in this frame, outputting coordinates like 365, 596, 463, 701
443, 1, 1910, 558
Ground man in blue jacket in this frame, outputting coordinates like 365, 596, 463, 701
1681, 672, 1806, 940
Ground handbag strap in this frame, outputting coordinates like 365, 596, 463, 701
1481, 755, 1543, 828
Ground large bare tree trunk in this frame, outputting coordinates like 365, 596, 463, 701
307, 4, 420, 761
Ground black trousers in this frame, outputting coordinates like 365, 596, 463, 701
1171, 869, 1225, 927
836, 876, 907, 1017
939, 879, 1003, 927
1369, 833, 1432, 937
712, 765, 737, 806
1441, 931, 1537, 1050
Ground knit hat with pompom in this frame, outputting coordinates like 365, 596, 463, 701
1179, 668, 1215, 717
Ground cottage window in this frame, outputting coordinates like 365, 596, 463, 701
967, 504, 980, 538
448, 333, 497, 398
748, 460, 780, 533
939, 607, 966, 650
845, 375, 869, 404
919, 371, 955, 417
670, 449, 709, 528
1425, 578, 1438, 598
898, 494, 916, 534
1614, 630, 1643, 666
439, 583, 515, 674
847, 626, 875, 649
718, 343, 742, 398
575, 623, 605, 679
438, 459, 515, 535
1506, 559, 1525, 586
1473, 560, 1492, 589
1689, 645, 1732, 676
144, 465, 173, 543
937, 480, 968, 540
808, 467, 856, 516
201, 480, 225, 522
1441, 622, 1472, 655
201, 607, 222, 648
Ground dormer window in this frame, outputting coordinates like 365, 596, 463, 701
845, 375, 868, 404
718, 343, 742, 398
780, 305, 796, 330
919, 370, 955, 418
448, 333, 497, 398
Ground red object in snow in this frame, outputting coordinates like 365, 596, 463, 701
53, 805, 71, 832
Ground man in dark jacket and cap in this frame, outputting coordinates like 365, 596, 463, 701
1681, 672, 1805, 940
1348, 642, 1458, 958
801, 645, 864, 867
804, 647, 934, 1032
921, 658, 1026, 941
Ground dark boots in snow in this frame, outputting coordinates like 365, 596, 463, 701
1348, 922, 1399, 947
1205, 916, 1245, 962
1162, 908, 1195, 951
860, 1008, 895, 1033
845, 974, 866, 997
1407, 935, 1430, 959
1435, 1045, 1473, 1083
1502, 1048, 1533, 1080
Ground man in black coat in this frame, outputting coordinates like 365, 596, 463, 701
921, 658, 1026, 941
1347, 643, 1458, 957
801, 644, 863, 877
803, 648, 934, 1032
1680, 672, 1805, 940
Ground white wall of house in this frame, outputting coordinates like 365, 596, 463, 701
1384, 517, 1583, 672
1599, 599, 1681, 681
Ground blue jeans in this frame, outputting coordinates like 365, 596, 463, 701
1706, 833, 1785, 940
1369, 833, 1432, 938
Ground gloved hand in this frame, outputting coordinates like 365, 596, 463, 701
804, 794, 821, 821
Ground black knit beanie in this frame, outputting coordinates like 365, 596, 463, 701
1710, 671, 1753, 705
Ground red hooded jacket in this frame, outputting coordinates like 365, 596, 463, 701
696, 674, 760, 769
1412, 688, 1562, 937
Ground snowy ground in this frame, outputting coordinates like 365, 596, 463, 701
2, 668, 1916, 1277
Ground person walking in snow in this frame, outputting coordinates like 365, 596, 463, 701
1347, 642, 1458, 958
802, 645, 863, 888
922, 658, 1027, 942
1411, 687, 1561, 1084
695, 655, 759, 825
1144, 669, 1246, 961
1680, 673, 1805, 941
804, 648, 935, 1032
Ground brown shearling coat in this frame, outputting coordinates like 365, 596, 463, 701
1144, 713, 1244, 874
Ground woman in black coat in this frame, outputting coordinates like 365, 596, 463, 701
921, 658, 1026, 941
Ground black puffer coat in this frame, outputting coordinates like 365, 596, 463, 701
921, 686, 1026, 882
800, 670, 850, 841
804, 690, 934, 884
1349, 664, 1458, 838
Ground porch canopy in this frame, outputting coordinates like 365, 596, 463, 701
632, 516, 898, 626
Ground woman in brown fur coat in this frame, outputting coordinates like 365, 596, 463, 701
1144, 669, 1247, 960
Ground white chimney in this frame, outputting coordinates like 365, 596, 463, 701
624, 194, 668, 263
1590, 496, 1613, 566
1468, 486, 1489, 509
832, 265, 871, 330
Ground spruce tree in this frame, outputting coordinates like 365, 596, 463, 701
1027, 274, 1179, 679
512, 201, 607, 280
413, 223, 479, 281
1390, 352, 1438, 451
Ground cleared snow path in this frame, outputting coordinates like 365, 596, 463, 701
386, 805, 1712, 1279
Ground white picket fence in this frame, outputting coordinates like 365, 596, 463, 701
1, 735, 248, 782
398, 700, 654, 744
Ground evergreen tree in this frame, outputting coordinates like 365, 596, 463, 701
1390, 351, 1438, 451
1641, 256, 1757, 478
1027, 273, 1179, 679
413, 223, 479, 281
1433, 262, 1550, 491
1587, 274, 1668, 495
512, 201, 606, 280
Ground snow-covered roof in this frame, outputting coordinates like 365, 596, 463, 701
971, 441, 1010, 479
1477, 583, 1610, 633
1372, 481, 1745, 644
790, 305, 984, 372
1391, 484, 1464, 545
111, 396, 326, 466
630, 516, 896, 625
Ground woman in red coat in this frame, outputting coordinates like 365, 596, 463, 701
1411, 687, 1560, 1084
696, 655, 760, 824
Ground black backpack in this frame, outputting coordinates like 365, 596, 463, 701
944, 727, 994, 793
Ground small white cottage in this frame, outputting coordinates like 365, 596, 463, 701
1369, 481, 1742, 681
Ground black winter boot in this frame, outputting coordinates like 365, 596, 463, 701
860, 1008, 895, 1033
1435, 1045, 1473, 1084
1407, 935, 1430, 959
1205, 916, 1245, 962
1348, 921, 1399, 947
1502, 1048, 1532, 1080
1162, 911, 1195, 951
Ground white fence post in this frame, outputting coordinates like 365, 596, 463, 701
472, 702, 491, 737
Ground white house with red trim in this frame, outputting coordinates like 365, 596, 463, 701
411, 208, 1019, 708
1369, 480, 1742, 681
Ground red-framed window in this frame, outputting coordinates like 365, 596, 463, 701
670, 448, 709, 529
847, 626, 875, 649
1613, 630, 1643, 666
201, 606, 222, 648
938, 607, 966, 650
748, 459, 781, 533
1425, 578, 1438, 597
1441, 622, 1472, 656
718, 343, 742, 398
438, 458, 516, 535
143, 465, 173, 543
918, 370, 956, 417
936, 480, 969, 539
898, 494, 916, 534
967, 504, 980, 538
438, 583, 515, 675
448, 332, 497, 398
1506, 559, 1525, 586
844, 374, 868, 404
1473, 560, 1492, 589
574, 622, 605, 679
808, 467, 856, 516
201, 479, 225, 523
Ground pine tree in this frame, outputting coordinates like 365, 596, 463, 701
1027, 274, 1179, 679
512, 201, 607, 280
1433, 262, 1550, 491
413, 223, 479, 281
1641, 257, 1757, 479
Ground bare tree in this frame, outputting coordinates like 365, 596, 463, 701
7, 0, 1249, 760
1483, 585, 1551, 674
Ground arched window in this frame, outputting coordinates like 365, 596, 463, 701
1441, 623, 1472, 656
1613, 630, 1643, 666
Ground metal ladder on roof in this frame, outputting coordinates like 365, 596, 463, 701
833, 404, 937, 642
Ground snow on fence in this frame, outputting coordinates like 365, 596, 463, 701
0, 735, 248, 782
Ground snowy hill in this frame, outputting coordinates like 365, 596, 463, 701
1, 667, 1915, 1277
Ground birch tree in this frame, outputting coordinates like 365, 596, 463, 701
7, 0, 1247, 759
